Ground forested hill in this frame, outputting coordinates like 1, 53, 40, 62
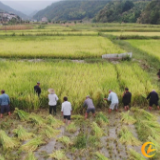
33, 0, 110, 21
94, 0, 150, 23
138, 1, 160, 24
0, 1, 28, 20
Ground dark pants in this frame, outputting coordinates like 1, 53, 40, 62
0, 105, 10, 114
49, 105, 57, 115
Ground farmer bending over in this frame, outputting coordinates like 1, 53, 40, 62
0, 90, 10, 118
61, 97, 72, 124
122, 87, 132, 111
83, 96, 95, 119
147, 90, 160, 111
104, 90, 119, 113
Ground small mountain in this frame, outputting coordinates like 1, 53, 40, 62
30, 10, 38, 17
0, 1, 29, 19
33, 0, 110, 21
138, 1, 160, 24
94, 0, 150, 23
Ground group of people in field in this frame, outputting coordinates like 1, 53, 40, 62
0, 81, 159, 123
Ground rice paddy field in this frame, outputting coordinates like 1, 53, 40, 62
1, 23, 160, 160
0, 36, 124, 58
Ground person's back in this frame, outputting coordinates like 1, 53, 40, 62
34, 84, 41, 96
123, 92, 131, 104
62, 101, 72, 116
84, 98, 95, 109
147, 91, 159, 102
48, 93, 58, 106
0, 93, 10, 105
109, 92, 119, 104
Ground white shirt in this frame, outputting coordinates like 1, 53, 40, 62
61, 101, 72, 115
107, 92, 119, 104
48, 94, 59, 106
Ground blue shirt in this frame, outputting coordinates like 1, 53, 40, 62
0, 94, 10, 106
108, 92, 119, 104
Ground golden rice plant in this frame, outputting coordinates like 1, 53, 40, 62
118, 126, 142, 146
120, 111, 136, 124
14, 108, 29, 121
0, 130, 19, 149
128, 149, 146, 160
71, 115, 84, 120
131, 108, 156, 121
57, 136, 73, 147
95, 112, 109, 127
95, 152, 109, 160
91, 122, 104, 138
49, 150, 69, 160
29, 114, 45, 126
46, 115, 64, 128
13, 125, 34, 141
21, 136, 45, 151
24, 152, 37, 160
66, 122, 77, 133
38, 124, 60, 139
136, 120, 160, 142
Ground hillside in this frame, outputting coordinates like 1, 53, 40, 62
138, 1, 160, 24
0, 1, 28, 20
33, 0, 110, 21
94, 0, 150, 23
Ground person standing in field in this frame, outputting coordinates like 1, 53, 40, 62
61, 97, 72, 124
34, 82, 41, 97
157, 69, 160, 81
0, 90, 10, 118
83, 96, 95, 119
122, 87, 132, 111
147, 90, 160, 111
48, 88, 59, 115
104, 90, 119, 113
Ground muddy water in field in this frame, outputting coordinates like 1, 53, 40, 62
1, 109, 160, 160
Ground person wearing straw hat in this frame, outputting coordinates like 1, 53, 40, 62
48, 88, 59, 115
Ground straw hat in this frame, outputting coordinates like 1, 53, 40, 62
48, 88, 54, 94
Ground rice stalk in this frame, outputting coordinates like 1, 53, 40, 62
13, 125, 34, 141
120, 111, 136, 124
57, 136, 73, 147
95, 112, 109, 127
128, 149, 146, 160
95, 152, 109, 160
29, 114, 45, 126
91, 122, 104, 138
66, 122, 77, 133
24, 152, 37, 160
38, 125, 60, 139
71, 115, 84, 120
21, 136, 45, 151
46, 115, 64, 128
118, 126, 142, 146
14, 108, 29, 121
136, 120, 160, 141
131, 108, 156, 121
49, 150, 69, 160
0, 130, 19, 149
